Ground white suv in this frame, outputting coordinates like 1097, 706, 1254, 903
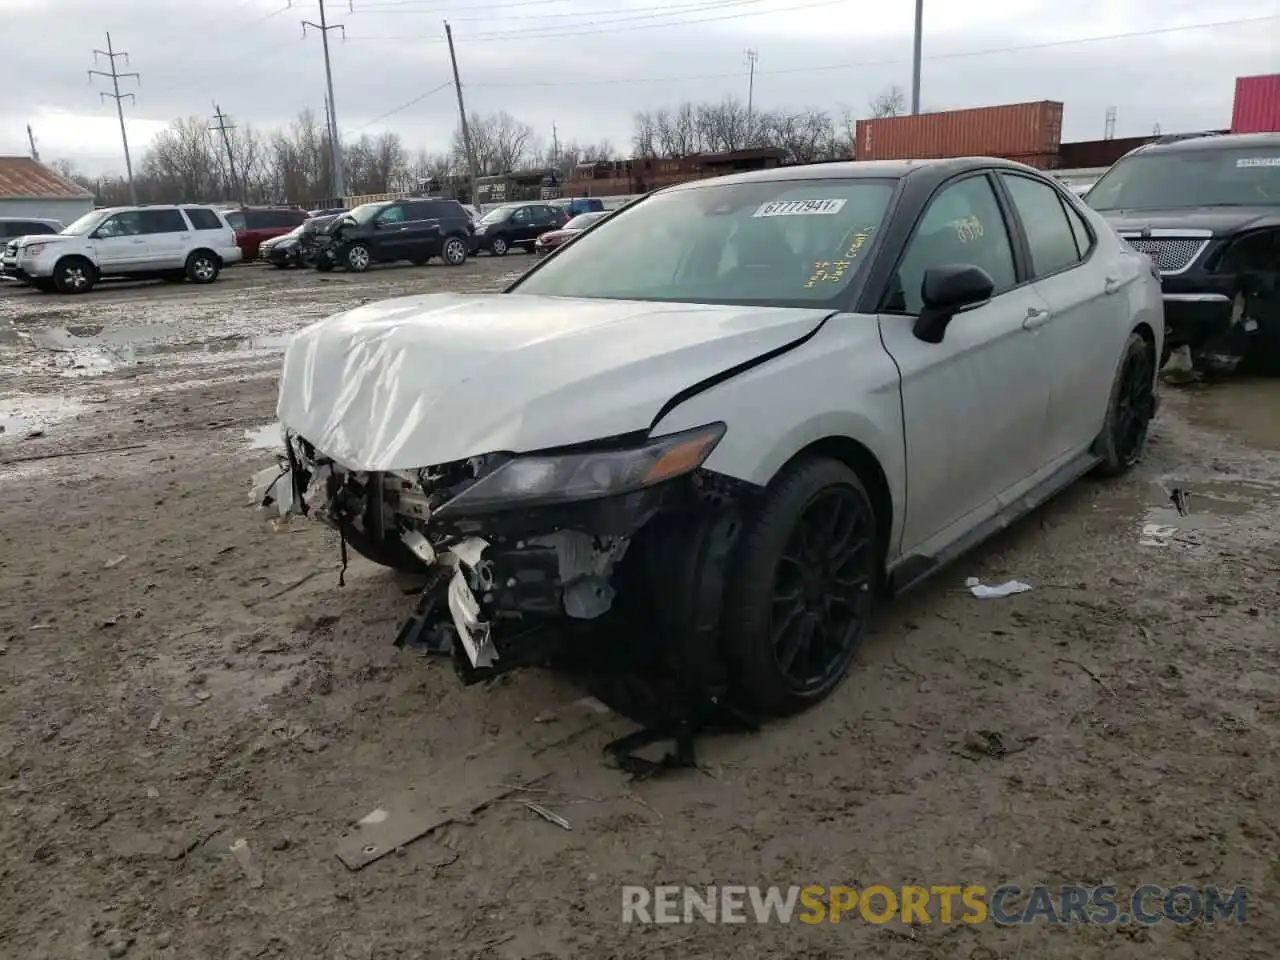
2, 205, 242, 294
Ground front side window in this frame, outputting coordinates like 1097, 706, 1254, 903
1000, 174, 1081, 277
375, 205, 407, 224
95, 211, 144, 238
886, 175, 1017, 314
1087, 146, 1280, 210
511, 178, 897, 308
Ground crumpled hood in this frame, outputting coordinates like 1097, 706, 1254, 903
1099, 206, 1280, 237
276, 292, 831, 471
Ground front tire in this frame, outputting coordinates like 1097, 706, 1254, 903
721, 458, 878, 716
1095, 332, 1157, 477
343, 243, 371, 272
54, 257, 95, 294
186, 250, 220, 284
441, 236, 468, 266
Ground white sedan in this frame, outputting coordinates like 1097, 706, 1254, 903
261, 157, 1162, 719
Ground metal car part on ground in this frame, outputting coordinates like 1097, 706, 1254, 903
256, 157, 1162, 746
1088, 131, 1280, 375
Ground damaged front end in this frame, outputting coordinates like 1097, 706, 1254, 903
251, 422, 752, 685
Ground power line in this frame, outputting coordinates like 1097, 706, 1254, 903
303, 0, 347, 198
146, 8, 297, 98
356, 0, 770, 21
344, 0, 847, 42
466, 14, 1280, 88
89, 32, 141, 206
349, 80, 453, 132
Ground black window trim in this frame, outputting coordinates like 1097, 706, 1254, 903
873, 168, 1030, 317
991, 170, 1097, 283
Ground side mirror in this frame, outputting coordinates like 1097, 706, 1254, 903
913, 264, 995, 344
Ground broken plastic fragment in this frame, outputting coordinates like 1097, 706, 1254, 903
250, 464, 296, 517
449, 537, 489, 569
965, 577, 1032, 599
401, 530, 437, 565
447, 567, 497, 668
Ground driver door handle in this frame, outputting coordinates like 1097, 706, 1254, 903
1104, 276, 1122, 295
131, 239, 146, 244
1023, 307, 1051, 330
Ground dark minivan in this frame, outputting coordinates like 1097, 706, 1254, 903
312, 198, 473, 272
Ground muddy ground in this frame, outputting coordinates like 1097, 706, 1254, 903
0, 259, 1277, 960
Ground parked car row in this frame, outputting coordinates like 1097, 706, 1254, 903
0, 194, 613, 292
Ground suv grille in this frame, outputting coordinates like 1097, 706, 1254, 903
1120, 237, 1209, 275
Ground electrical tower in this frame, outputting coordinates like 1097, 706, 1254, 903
303, 0, 346, 200
745, 49, 759, 123
211, 104, 241, 203
1104, 105, 1117, 140
89, 32, 140, 205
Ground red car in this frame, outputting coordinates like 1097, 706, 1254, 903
533, 210, 610, 255
222, 206, 311, 261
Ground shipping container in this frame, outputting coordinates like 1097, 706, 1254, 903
1000, 153, 1058, 171
854, 101, 1064, 161
1231, 74, 1280, 134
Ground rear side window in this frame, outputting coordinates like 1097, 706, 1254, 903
244, 210, 272, 229
1061, 199, 1095, 259
139, 209, 188, 234
999, 173, 1082, 277
184, 208, 224, 230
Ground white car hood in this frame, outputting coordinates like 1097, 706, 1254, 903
276, 292, 831, 471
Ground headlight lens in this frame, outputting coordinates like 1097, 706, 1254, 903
434, 422, 726, 517
23, 243, 48, 256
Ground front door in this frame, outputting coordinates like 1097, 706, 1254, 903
369, 203, 410, 259
90, 210, 150, 269
876, 172, 1054, 557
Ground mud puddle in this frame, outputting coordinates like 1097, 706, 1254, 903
0, 393, 87, 441
243, 422, 283, 450
1177, 379, 1280, 450
19, 325, 293, 376
1138, 477, 1279, 546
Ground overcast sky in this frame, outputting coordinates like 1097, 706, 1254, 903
5, 0, 1280, 176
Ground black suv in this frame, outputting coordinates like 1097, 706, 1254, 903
313, 198, 474, 272
473, 202, 568, 256
1087, 132, 1280, 373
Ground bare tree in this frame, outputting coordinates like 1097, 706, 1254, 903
453, 111, 536, 175
868, 85, 906, 119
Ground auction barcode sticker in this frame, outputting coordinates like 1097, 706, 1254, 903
1236, 157, 1280, 168
753, 199, 847, 217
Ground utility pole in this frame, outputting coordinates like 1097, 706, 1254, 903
445, 21, 479, 204
745, 49, 759, 123
211, 104, 241, 203
26, 125, 39, 162
89, 32, 140, 205
303, 0, 345, 200
910, 0, 923, 114
1104, 106, 1117, 140
551, 122, 559, 166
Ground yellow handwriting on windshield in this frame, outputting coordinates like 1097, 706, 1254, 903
804, 259, 852, 289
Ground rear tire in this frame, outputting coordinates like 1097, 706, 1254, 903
489, 236, 508, 257
1095, 332, 1157, 477
54, 257, 95, 294
185, 250, 220, 284
720, 458, 878, 717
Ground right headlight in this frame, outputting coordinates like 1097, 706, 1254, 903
433, 422, 726, 518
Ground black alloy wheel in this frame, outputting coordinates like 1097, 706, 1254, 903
1096, 332, 1156, 476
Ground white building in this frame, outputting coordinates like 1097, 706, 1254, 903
0, 157, 95, 224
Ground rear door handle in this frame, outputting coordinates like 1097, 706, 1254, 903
1104, 277, 1122, 295
131, 239, 146, 244
1023, 307, 1051, 330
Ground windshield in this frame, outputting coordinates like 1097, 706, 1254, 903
480, 206, 515, 225
61, 211, 111, 236
510, 178, 897, 307
347, 202, 391, 225
1088, 146, 1280, 210
564, 212, 606, 231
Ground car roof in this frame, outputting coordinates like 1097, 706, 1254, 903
1128, 131, 1280, 155
660, 156, 1046, 193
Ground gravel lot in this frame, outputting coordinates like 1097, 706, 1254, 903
1, 259, 1278, 960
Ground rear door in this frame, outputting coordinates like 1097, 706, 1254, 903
401, 200, 446, 259
875, 172, 1055, 556
139, 208, 191, 268
995, 172, 1124, 462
